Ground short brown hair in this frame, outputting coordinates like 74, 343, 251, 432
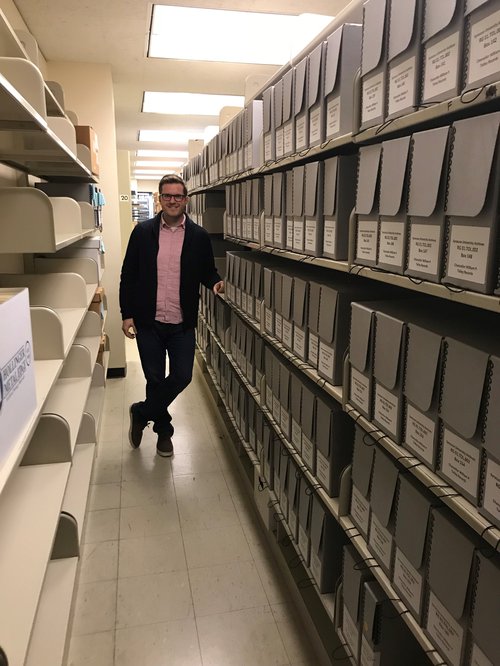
158, 174, 188, 196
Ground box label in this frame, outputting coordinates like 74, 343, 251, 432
441, 428, 480, 499
292, 420, 302, 452
356, 219, 378, 262
298, 525, 309, 561
286, 219, 294, 248
264, 216, 273, 243
275, 313, 283, 340
308, 334, 319, 366
323, 218, 337, 256
369, 513, 393, 570
405, 403, 436, 467
280, 408, 290, 437
374, 383, 399, 438
483, 455, 500, 524
274, 217, 283, 245
408, 223, 441, 275
362, 72, 384, 123
318, 342, 335, 382
280, 491, 289, 519
361, 636, 381, 666
264, 134, 272, 162
468, 9, 500, 85
379, 220, 405, 267
276, 127, 284, 158
282, 320, 293, 348
310, 549, 322, 586
255, 300, 262, 322
309, 107, 321, 144
296, 115, 307, 150
316, 449, 330, 490
389, 56, 416, 115
302, 435, 315, 470
284, 121, 294, 154
350, 484, 370, 537
253, 217, 260, 242
288, 508, 297, 538
447, 225, 490, 285
236, 288, 242, 308
305, 218, 318, 253
326, 96, 341, 137
343, 606, 359, 661
427, 591, 464, 666
293, 327, 306, 358
471, 643, 494, 666
350, 367, 370, 415
423, 32, 460, 100
393, 547, 423, 617
293, 219, 305, 252
242, 292, 248, 313
264, 308, 274, 334
273, 395, 281, 422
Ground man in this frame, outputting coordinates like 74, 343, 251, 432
119, 174, 224, 457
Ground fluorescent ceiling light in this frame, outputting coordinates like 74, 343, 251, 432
143, 92, 244, 116
150, 6, 334, 65
134, 160, 185, 168
204, 125, 219, 143
139, 129, 205, 144
137, 149, 188, 158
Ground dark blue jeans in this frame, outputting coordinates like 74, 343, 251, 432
135, 322, 195, 436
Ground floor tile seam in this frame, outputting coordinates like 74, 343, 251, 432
115, 566, 189, 583
184, 553, 256, 571
191, 598, 278, 620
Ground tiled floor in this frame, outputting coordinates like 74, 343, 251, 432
65, 339, 323, 666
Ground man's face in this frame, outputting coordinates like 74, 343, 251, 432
159, 183, 188, 219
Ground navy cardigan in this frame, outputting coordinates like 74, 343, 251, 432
119, 213, 221, 329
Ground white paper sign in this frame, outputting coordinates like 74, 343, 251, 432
274, 218, 284, 245
264, 217, 273, 243
393, 547, 423, 617
408, 223, 441, 275
284, 121, 294, 155
316, 449, 330, 490
310, 549, 322, 585
308, 334, 319, 366
356, 219, 378, 262
296, 115, 307, 150
323, 218, 337, 256
441, 428, 480, 499
468, 9, 500, 85
309, 107, 321, 144
379, 220, 405, 267
292, 420, 302, 451
343, 607, 360, 661
264, 308, 274, 334
482, 455, 500, 523
362, 72, 384, 123
326, 96, 341, 137
369, 513, 393, 571
350, 367, 370, 416
374, 383, 399, 438
280, 409, 290, 437
275, 313, 283, 341
293, 219, 305, 252
350, 484, 370, 537
273, 395, 281, 422
253, 217, 260, 242
286, 220, 294, 248
298, 525, 309, 560
276, 127, 284, 158
361, 636, 381, 666
318, 342, 335, 382
302, 436, 314, 470
427, 591, 464, 666
305, 218, 318, 253
389, 56, 416, 115
293, 327, 306, 358
282, 320, 293, 349
423, 32, 459, 101
264, 133, 273, 161
447, 225, 490, 285
405, 404, 436, 467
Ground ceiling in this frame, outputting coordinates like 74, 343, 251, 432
13, 0, 353, 179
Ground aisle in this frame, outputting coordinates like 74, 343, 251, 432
66, 339, 323, 666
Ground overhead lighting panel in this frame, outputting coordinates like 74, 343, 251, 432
143, 92, 244, 116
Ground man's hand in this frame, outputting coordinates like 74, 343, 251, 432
122, 318, 137, 339
213, 280, 225, 295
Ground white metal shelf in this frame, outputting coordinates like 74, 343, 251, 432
62, 442, 95, 544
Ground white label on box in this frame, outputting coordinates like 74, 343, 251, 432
276, 127, 284, 158
265, 308, 273, 334
253, 217, 260, 242
273, 395, 281, 422
362, 72, 384, 123
447, 225, 490, 285
350, 484, 370, 537
326, 96, 341, 137
275, 313, 283, 340
284, 121, 294, 154
286, 220, 294, 248
309, 107, 321, 144
296, 115, 306, 149
264, 134, 272, 162
282, 320, 293, 348
310, 549, 321, 585
280, 408, 290, 437
483, 455, 500, 523
323, 218, 337, 256
408, 223, 441, 275
249, 429, 256, 450
318, 342, 335, 382
369, 513, 393, 570
288, 509, 297, 537
350, 367, 370, 415
316, 449, 329, 490
236, 288, 242, 308
302, 436, 314, 470
343, 606, 360, 661
424, 32, 460, 100
242, 292, 248, 312
389, 56, 416, 115
293, 219, 305, 252
264, 217, 273, 243
274, 218, 283, 245
374, 383, 399, 438
379, 220, 404, 267
393, 547, 423, 617
427, 591, 464, 666
441, 428, 480, 499
471, 643, 494, 666
361, 636, 381, 666
468, 9, 500, 85
357, 220, 378, 262
281, 492, 289, 519
246, 143, 252, 168
309, 334, 319, 366
294, 328, 306, 358
305, 218, 318, 252
255, 300, 262, 322
405, 404, 436, 467
292, 420, 302, 451
299, 525, 309, 560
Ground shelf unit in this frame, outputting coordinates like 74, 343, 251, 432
0, 10, 106, 665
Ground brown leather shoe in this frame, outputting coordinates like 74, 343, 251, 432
128, 403, 147, 449
157, 433, 173, 457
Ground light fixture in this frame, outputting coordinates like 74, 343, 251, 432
149, 6, 334, 65
133, 169, 177, 176
138, 129, 206, 144
143, 92, 244, 116
134, 160, 186, 168
137, 149, 189, 158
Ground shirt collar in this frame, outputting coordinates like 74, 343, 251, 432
161, 213, 186, 230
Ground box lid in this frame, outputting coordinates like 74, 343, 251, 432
471, 551, 500, 662
301, 385, 316, 440
350, 302, 375, 373
388, 0, 418, 61
465, 0, 491, 15
310, 494, 326, 551
299, 479, 312, 528
440, 338, 489, 440
428, 508, 476, 620
318, 285, 338, 344
423, 0, 460, 42
294, 57, 308, 115
395, 475, 434, 569
279, 363, 290, 404
373, 311, 405, 390
379, 136, 411, 216
304, 161, 321, 216
281, 274, 294, 320
308, 281, 321, 332
263, 267, 274, 308
323, 156, 338, 216
352, 425, 376, 497
286, 169, 294, 216
264, 174, 273, 215
447, 112, 500, 217
343, 544, 371, 620
484, 355, 500, 459
280, 453, 289, 486
283, 68, 294, 123
292, 165, 305, 216
361, 0, 387, 76
324, 25, 343, 96
251, 178, 263, 214
272, 171, 284, 216
308, 41, 324, 109
405, 323, 442, 411
362, 580, 386, 641
254, 262, 263, 296
370, 449, 399, 527
293, 277, 308, 326
408, 126, 450, 217
274, 78, 284, 127
290, 372, 302, 414
355, 143, 383, 215
263, 87, 273, 133
274, 272, 283, 317
316, 396, 332, 457
288, 458, 300, 503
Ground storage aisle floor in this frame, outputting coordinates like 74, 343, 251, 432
66, 339, 323, 666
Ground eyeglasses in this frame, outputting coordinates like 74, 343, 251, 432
160, 193, 186, 202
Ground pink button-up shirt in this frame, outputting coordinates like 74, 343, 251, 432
155, 215, 185, 323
